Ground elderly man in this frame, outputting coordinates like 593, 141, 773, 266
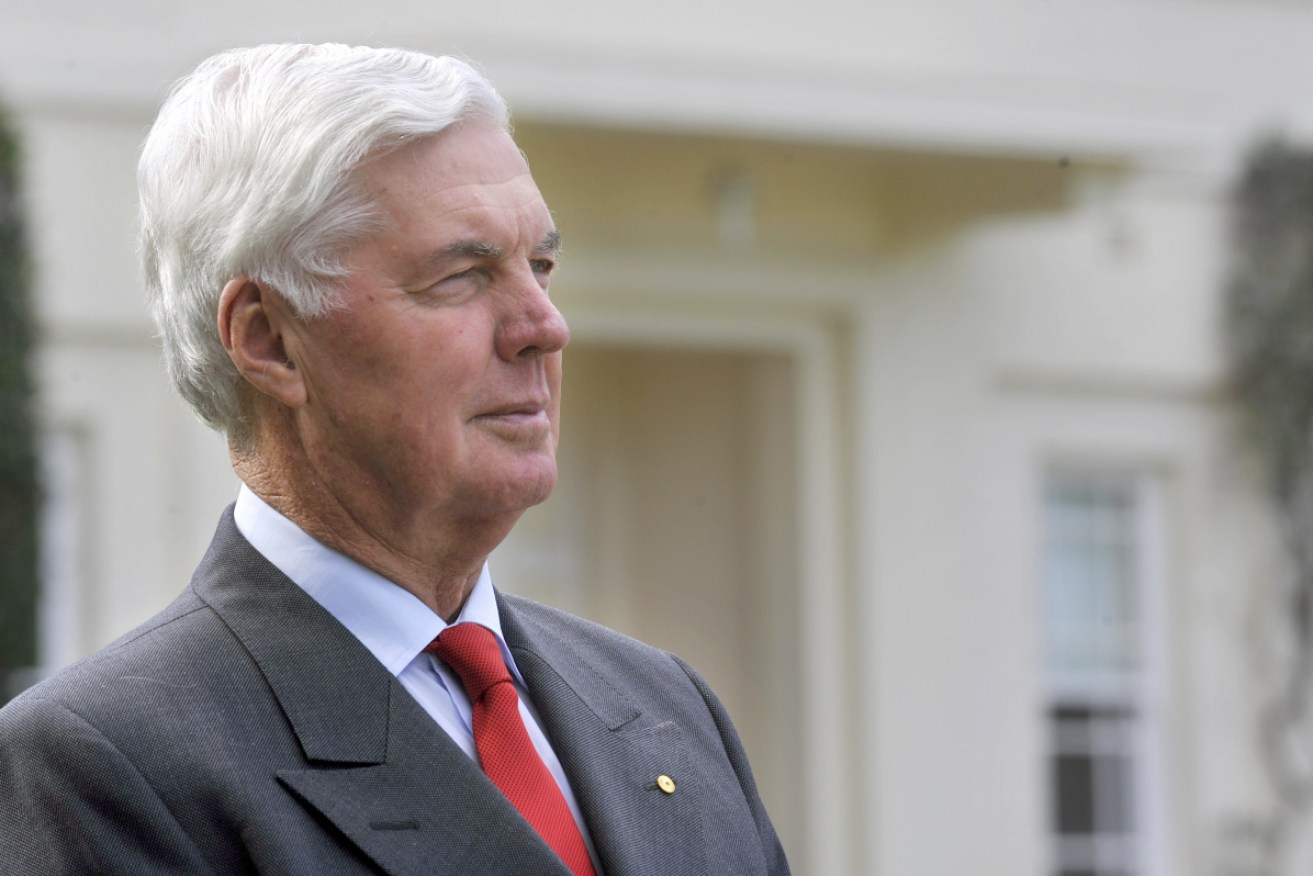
0, 44, 788, 876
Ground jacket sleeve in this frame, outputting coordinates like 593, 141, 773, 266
671, 655, 792, 876
0, 695, 211, 875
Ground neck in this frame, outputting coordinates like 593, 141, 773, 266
231, 435, 518, 622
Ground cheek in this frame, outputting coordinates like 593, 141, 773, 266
547, 355, 565, 403
300, 318, 388, 389
311, 308, 496, 427
388, 352, 485, 436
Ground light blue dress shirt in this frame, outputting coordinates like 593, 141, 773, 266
233, 485, 600, 867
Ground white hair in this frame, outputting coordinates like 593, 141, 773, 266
139, 43, 509, 442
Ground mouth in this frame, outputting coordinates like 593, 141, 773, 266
471, 400, 552, 435
475, 399, 548, 419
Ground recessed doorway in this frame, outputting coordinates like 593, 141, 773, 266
495, 342, 805, 859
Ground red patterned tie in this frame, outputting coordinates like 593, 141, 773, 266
426, 624, 598, 876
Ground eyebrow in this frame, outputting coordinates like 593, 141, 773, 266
430, 229, 562, 265
536, 229, 562, 255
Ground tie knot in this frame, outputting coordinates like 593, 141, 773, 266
425, 623, 512, 701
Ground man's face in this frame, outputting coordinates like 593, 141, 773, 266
283, 123, 569, 530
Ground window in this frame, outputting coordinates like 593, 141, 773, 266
1042, 472, 1163, 876
37, 425, 88, 677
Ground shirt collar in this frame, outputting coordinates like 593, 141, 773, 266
232, 483, 525, 684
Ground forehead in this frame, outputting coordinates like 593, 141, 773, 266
358, 124, 545, 225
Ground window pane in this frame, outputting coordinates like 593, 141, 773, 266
1055, 754, 1096, 834
1100, 756, 1135, 834
1042, 474, 1142, 678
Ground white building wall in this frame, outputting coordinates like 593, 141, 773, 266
20, 107, 239, 655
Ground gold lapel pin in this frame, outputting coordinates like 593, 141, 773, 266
656, 774, 677, 795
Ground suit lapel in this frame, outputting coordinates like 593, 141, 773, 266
500, 594, 711, 876
192, 509, 573, 876
273, 686, 570, 876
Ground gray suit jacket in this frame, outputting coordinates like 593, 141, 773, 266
0, 508, 789, 875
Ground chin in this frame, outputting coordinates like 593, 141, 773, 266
477, 461, 558, 516
519, 468, 558, 509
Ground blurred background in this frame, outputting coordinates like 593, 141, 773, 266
4, 2, 1313, 874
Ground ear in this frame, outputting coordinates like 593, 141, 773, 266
218, 278, 307, 408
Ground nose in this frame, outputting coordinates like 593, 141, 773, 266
495, 277, 571, 361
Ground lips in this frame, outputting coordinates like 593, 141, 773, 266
470, 397, 554, 440
475, 399, 549, 419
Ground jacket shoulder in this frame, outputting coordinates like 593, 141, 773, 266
498, 592, 672, 663
3, 586, 217, 715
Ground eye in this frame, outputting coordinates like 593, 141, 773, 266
429, 267, 485, 295
530, 258, 555, 277
442, 267, 479, 283
413, 267, 484, 306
